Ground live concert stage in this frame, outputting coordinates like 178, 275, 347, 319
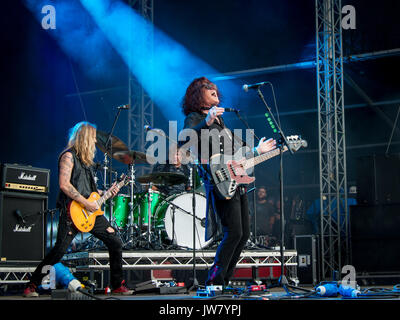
1, 0, 400, 317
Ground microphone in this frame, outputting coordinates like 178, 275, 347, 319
14, 210, 26, 224
117, 104, 130, 109
224, 107, 240, 113
144, 125, 162, 132
242, 81, 268, 92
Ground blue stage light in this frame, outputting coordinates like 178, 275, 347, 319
80, 0, 238, 124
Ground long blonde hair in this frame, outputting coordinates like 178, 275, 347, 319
66, 122, 97, 167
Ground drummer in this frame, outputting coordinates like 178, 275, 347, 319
152, 146, 191, 196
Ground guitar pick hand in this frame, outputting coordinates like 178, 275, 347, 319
84, 200, 99, 212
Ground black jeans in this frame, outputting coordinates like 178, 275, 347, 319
29, 209, 123, 289
206, 189, 250, 285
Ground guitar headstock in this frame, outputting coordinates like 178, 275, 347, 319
286, 135, 308, 152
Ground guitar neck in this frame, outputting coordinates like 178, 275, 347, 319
244, 146, 288, 169
96, 179, 125, 207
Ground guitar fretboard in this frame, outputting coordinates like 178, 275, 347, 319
244, 146, 288, 169
96, 178, 126, 207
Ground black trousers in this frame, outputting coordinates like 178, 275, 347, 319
29, 209, 123, 289
206, 188, 250, 285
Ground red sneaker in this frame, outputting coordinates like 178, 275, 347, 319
111, 280, 134, 295
23, 283, 39, 298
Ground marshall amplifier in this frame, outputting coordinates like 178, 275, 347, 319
1, 163, 50, 194
0, 191, 47, 262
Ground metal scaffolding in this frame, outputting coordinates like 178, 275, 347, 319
127, 0, 154, 177
315, 0, 348, 280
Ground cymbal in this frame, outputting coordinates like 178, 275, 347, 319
113, 150, 155, 165
137, 172, 186, 185
96, 130, 129, 155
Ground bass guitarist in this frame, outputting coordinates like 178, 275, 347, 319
182, 77, 276, 286
23, 121, 133, 297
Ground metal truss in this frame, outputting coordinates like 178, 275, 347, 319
127, 0, 154, 177
0, 267, 35, 284
316, 0, 348, 280
62, 250, 297, 271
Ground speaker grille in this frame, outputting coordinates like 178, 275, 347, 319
0, 191, 47, 262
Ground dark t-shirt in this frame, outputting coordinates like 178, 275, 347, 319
254, 201, 275, 235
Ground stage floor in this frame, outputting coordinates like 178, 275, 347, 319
1, 284, 400, 301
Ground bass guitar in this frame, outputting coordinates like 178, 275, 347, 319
209, 135, 307, 199
69, 174, 129, 232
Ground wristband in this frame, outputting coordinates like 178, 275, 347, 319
253, 147, 259, 156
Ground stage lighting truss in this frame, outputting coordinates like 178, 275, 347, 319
127, 0, 154, 178
316, 0, 349, 281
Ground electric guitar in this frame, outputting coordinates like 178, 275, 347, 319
209, 135, 308, 199
69, 174, 129, 232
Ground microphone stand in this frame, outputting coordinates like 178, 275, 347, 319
104, 106, 125, 231
254, 87, 299, 290
146, 126, 200, 289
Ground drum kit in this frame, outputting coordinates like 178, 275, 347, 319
76, 130, 212, 252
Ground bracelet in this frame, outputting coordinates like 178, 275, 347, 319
253, 147, 259, 156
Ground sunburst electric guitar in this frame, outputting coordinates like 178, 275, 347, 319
209, 135, 308, 199
69, 174, 129, 232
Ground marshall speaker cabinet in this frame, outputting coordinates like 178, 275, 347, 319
0, 164, 50, 262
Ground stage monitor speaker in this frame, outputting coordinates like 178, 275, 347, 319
0, 191, 47, 262
356, 153, 400, 205
350, 204, 400, 273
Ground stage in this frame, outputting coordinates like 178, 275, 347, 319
1, 1, 400, 317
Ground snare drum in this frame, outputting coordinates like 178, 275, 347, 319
154, 192, 212, 249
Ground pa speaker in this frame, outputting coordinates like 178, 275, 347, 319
356, 154, 400, 205
350, 204, 400, 273
0, 191, 47, 262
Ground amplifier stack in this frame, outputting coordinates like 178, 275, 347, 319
0, 163, 50, 263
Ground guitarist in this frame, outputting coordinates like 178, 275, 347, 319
182, 77, 276, 287
23, 122, 133, 297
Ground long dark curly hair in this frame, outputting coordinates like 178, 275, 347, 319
181, 76, 222, 116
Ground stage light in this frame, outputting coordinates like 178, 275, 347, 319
23, 0, 120, 80
79, 0, 238, 125
24, 0, 239, 125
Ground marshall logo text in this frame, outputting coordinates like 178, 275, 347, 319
13, 224, 32, 232
18, 172, 37, 181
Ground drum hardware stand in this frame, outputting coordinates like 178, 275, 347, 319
103, 104, 128, 230
170, 206, 177, 247
136, 183, 160, 250
189, 163, 199, 291
122, 163, 141, 249
146, 183, 153, 245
